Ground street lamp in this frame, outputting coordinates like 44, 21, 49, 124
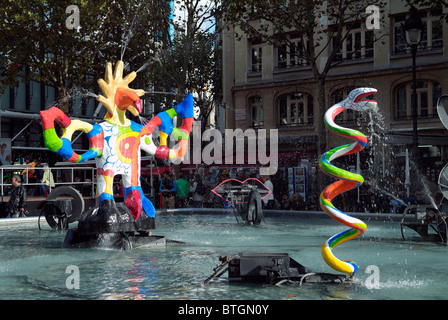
402, 6, 424, 168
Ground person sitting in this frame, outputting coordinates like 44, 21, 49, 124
406, 189, 431, 206
414, 189, 431, 205
280, 194, 292, 210
291, 193, 306, 210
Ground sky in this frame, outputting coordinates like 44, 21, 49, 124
172, 0, 216, 33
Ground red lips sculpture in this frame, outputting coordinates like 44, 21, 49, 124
211, 178, 271, 203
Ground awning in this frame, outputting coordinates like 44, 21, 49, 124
179, 149, 317, 171
141, 166, 173, 176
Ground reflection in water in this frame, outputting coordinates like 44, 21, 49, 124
93, 256, 162, 300
0, 215, 447, 300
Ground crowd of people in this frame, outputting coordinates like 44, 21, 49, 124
332, 174, 441, 214
2, 155, 444, 217
2, 161, 311, 213
155, 168, 443, 214
157, 170, 214, 209
1, 155, 93, 218
156, 167, 308, 211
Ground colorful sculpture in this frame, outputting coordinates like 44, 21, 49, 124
212, 177, 271, 225
40, 61, 195, 234
319, 88, 377, 277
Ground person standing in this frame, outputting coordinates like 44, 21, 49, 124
175, 173, 190, 208
21, 155, 36, 183
7, 175, 27, 218
191, 174, 205, 208
32, 159, 45, 196
272, 170, 288, 205
159, 171, 177, 209
261, 175, 275, 209
41, 164, 55, 196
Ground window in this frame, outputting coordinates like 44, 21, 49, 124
332, 23, 375, 62
364, 30, 374, 58
395, 81, 442, 120
346, 25, 361, 60
250, 38, 263, 72
433, 82, 442, 115
277, 92, 313, 126
277, 43, 288, 69
279, 97, 288, 125
430, 13, 443, 49
393, 14, 407, 54
396, 84, 407, 119
250, 96, 263, 128
392, 9, 443, 54
275, 33, 309, 69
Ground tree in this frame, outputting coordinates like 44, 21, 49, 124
146, 0, 222, 130
406, 0, 448, 21
221, 0, 386, 191
0, 0, 168, 113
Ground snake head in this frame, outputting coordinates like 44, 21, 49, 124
343, 88, 377, 111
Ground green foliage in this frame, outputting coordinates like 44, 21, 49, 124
0, 0, 222, 123
0, 0, 168, 111
405, 0, 448, 22
146, 0, 222, 126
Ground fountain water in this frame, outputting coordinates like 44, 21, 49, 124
137, 115, 150, 126
120, 17, 137, 62
1, 213, 447, 300
80, 89, 99, 100
136, 61, 151, 74
344, 88, 442, 214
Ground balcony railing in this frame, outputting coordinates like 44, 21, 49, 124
0, 165, 96, 198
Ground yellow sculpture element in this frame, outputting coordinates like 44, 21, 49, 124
96, 61, 145, 126
61, 120, 94, 142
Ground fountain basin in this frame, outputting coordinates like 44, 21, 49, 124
0, 211, 446, 300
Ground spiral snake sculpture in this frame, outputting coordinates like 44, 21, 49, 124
319, 87, 377, 277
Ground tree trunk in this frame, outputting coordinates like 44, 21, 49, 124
316, 76, 329, 198
57, 85, 69, 113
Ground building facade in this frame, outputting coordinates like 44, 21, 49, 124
222, 1, 448, 208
